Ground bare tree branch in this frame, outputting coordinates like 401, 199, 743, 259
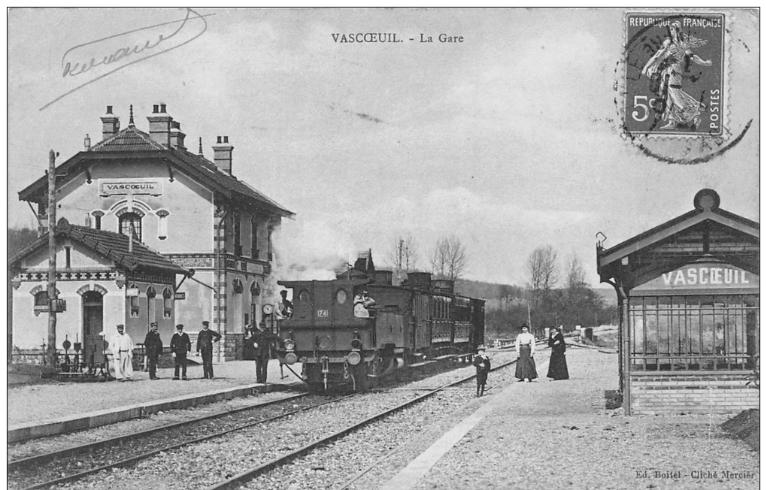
430, 235, 467, 280
389, 234, 418, 272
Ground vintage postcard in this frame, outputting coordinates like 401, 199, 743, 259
6, 7, 759, 489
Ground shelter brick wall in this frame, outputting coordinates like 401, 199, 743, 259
631, 373, 758, 415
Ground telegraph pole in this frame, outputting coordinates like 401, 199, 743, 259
46, 149, 58, 369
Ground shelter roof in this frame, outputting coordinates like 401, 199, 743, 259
597, 189, 759, 288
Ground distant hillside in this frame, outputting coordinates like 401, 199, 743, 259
456, 279, 617, 307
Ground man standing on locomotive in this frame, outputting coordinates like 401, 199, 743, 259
253, 321, 277, 383
353, 289, 376, 318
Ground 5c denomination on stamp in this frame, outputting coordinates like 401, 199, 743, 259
624, 12, 724, 136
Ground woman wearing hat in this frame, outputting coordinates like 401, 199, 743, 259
472, 345, 491, 397
514, 324, 538, 382
547, 327, 569, 380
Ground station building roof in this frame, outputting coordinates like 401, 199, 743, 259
18, 124, 294, 218
10, 218, 187, 276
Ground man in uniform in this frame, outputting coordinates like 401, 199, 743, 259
143, 322, 163, 380
111, 324, 134, 381
196, 321, 221, 379
170, 324, 191, 380
253, 321, 276, 383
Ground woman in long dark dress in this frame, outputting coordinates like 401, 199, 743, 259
547, 327, 569, 380
514, 324, 538, 382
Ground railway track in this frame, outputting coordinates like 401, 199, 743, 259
9, 393, 348, 490
11, 347, 546, 489
207, 357, 521, 490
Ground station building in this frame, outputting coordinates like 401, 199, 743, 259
12, 104, 293, 364
597, 189, 758, 415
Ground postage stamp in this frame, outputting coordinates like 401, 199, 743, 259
623, 12, 725, 137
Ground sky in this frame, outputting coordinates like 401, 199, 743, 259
6, 7, 760, 287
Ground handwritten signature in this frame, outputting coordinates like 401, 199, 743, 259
40, 8, 211, 111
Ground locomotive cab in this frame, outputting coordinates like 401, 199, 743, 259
276, 279, 380, 390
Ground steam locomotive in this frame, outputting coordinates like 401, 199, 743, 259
275, 251, 485, 391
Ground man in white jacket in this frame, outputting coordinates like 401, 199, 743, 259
111, 324, 134, 381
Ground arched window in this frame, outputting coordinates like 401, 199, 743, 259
119, 213, 143, 241
34, 290, 49, 307
163, 288, 173, 318
129, 283, 140, 317
156, 209, 169, 240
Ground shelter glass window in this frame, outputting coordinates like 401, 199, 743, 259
630, 294, 759, 371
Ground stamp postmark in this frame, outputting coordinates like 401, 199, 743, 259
614, 10, 756, 165
624, 12, 725, 137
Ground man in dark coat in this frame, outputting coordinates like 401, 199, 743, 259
170, 324, 191, 380
143, 322, 163, 380
473, 345, 491, 397
253, 322, 276, 383
196, 321, 221, 379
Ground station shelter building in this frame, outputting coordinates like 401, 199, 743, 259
10, 218, 186, 365
13, 104, 294, 363
597, 189, 758, 415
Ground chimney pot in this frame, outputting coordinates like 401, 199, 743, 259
160, 103, 167, 113
212, 136, 234, 174
153, 104, 159, 113
100, 108, 120, 141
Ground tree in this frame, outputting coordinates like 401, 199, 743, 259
527, 245, 558, 292
430, 235, 467, 280
389, 234, 418, 272
565, 253, 586, 289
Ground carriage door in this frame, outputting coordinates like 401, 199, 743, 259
82, 291, 104, 365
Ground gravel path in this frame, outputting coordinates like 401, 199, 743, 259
392, 348, 759, 490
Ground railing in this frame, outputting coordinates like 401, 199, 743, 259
630, 353, 755, 371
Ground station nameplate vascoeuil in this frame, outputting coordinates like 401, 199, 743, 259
634, 262, 758, 291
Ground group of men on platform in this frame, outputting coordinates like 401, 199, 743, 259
105, 320, 277, 382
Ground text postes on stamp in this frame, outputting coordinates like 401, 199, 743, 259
624, 13, 724, 137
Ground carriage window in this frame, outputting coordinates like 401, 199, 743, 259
336, 289, 348, 304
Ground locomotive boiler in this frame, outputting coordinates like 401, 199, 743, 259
275, 251, 485, 391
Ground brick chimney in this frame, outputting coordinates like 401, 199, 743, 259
147, 103, 172, 147
170, 121, 186, 150
100, 105, 120, 141
212, 136, 234, 174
